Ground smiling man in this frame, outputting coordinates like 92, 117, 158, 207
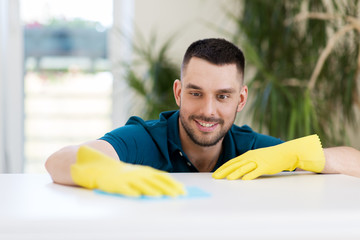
45, 38, 360, 197
174, 51, 248, 172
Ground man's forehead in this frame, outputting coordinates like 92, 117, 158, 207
182, 57, 243, 83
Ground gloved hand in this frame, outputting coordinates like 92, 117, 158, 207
212, 134, 325, 180
71, 145, 186, 197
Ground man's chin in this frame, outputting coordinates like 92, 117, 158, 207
191, 135, 224, 147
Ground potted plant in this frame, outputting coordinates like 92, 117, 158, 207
122, 31, 180, 120
227, 0, 359, 146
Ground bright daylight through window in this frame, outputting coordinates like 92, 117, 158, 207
21, 0, 113, 173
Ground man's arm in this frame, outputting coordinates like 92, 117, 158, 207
213, 135, 360, 180
322, 147, 360, 177
45, 140, 118, 186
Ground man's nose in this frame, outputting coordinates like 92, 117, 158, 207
201, 96, 216, 116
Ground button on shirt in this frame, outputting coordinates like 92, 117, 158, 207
99, 110, 284, 172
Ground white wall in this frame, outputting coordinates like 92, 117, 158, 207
0, 0, 5, 171
133, 0, 240, 61
0, 0, 24, 173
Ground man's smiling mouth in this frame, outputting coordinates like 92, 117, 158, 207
190, 115, 224, 131
198, 121, 215, 127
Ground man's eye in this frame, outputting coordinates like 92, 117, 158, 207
218, 95, 229, 100
191, 92, 201, 97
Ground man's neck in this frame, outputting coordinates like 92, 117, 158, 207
180, 132, 223, 172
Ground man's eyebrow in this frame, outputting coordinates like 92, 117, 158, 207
185, 83, 236, 93
217, 88, 236, 94
185, 83, 202, 90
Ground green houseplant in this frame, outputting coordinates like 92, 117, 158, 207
226, 0, 359, 146
122, 31, 180, 120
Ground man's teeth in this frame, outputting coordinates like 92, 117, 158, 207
199, 122, 215, 127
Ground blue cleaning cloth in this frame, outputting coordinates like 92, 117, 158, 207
94, 186, 211, 200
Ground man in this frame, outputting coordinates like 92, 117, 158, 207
46, 38, 360, 197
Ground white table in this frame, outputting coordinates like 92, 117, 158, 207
1, 172, 360, 240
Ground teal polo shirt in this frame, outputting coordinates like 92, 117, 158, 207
99, 110, 283, 172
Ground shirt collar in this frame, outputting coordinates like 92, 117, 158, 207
212, 128, 237, 171
166, 110, 183, 154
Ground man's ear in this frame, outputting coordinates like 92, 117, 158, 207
173, 79, 182, 107
237, 85, 248, 112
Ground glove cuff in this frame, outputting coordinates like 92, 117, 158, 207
293, 134, 325, 172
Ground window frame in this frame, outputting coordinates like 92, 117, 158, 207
0, 0, 24, 173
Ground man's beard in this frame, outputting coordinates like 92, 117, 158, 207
179, 113, 233, 147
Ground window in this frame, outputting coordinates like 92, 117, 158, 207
21, 0, 113, 173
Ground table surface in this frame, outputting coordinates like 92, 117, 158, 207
1, 172, 360, 240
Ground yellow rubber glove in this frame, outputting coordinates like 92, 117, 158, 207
212, 134, 325, 180
71, 145, 186, 197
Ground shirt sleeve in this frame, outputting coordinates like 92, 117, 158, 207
252, 132, 284, 149
231, 124, 284, 152
99, 124, 158, 165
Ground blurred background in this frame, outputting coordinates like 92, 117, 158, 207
0, 0, 359, 174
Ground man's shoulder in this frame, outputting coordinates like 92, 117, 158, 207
229, 124, 256, 135
99, 111, 178, 168
125, 110, 178, 129
125, 111, 178, 127
229, 124, 284, 148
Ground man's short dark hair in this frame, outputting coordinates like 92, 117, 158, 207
181, 38, 245, 82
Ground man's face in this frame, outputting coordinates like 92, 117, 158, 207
173, 57, 248, 147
